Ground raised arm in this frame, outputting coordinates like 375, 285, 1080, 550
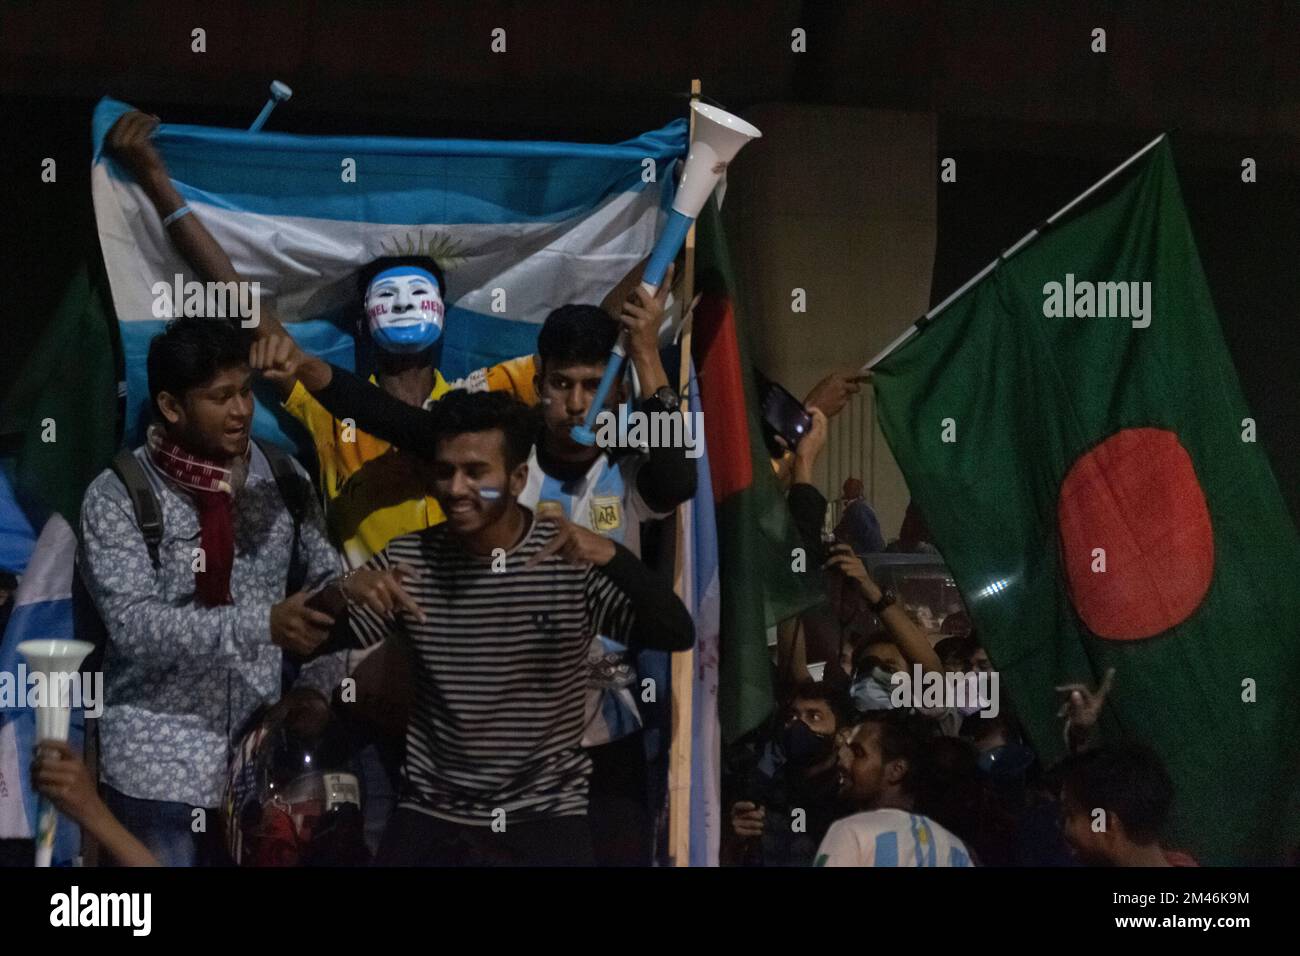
632, 393, 698, 513
824, 544, 942, 675
611, 265, 697, 511
785, 407, 831, 559
104, 113, 290, 339
33, 741, 158, 867
249, 333, 442, 459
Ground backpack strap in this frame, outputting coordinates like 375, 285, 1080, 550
255, 439, 313, 598
255, 440, 309, 533
106, 441, 313, 581
110, 448, 163, 569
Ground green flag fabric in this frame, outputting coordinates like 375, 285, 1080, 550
872, 139, 1300, 864
694, 199, 825, 743
0, 263, 120, 524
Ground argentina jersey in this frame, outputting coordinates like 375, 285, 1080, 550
519, 446, 668, 747
813, 809, 976, 867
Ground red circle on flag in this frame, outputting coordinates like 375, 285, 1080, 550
1058, 428, 1213, 640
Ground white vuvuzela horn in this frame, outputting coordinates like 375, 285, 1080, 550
571, 102, 761, 446
640, 102, 762, 297
18, 639, 95, 867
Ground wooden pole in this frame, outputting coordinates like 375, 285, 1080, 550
667, 77, 702, 867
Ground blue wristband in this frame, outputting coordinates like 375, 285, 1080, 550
162, 205, 192, 228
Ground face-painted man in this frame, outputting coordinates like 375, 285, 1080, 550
362, 264, 446, 356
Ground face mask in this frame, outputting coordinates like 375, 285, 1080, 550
850, 667, 896, 712
365, 267, 445, 353
780, 719, 836, 767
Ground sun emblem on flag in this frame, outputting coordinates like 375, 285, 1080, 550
378, 229, 468, 271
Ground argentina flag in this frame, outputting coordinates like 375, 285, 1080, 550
89, 96, 688, 448
85, 96, 723, 864
0, 514, 85, 865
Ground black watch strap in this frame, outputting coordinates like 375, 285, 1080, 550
869, 589, 896, 615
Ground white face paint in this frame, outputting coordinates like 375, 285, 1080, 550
364, 267, 445, 353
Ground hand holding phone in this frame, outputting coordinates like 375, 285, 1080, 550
759, 379, 815, 452
305, 582, 348, 618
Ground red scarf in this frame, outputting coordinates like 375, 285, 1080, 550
147, 426, 244, 607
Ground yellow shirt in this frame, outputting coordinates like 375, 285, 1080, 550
283, 355, 538, 566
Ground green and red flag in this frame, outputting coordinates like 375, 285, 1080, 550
872, 139, 1300, 864
693, 199, 823, 744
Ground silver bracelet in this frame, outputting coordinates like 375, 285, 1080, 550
336, 567, 363, 599
162, 204, 193, 228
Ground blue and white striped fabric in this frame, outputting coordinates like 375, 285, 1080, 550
0, 470, 36, 576
89, 96, 687, 449
814, 809, 975, 867
0, 515, 84, 863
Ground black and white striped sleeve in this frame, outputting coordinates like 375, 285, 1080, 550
347, 547, 397, 649
586, 545, 694, 652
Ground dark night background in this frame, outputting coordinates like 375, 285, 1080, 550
2, 0, 1296, 518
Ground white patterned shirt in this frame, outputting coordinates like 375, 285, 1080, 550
79, 443, 340, 807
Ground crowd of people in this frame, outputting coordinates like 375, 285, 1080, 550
25, 110, 1194, 869
719, 393, 1196, 868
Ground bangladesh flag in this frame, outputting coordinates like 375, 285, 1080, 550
872, 139, 1300, 864
693, 199, 824, 744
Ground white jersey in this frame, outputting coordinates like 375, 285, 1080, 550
814, 809, 975, 867
518, 447, 669, 747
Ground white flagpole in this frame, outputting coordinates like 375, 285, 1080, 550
667, 77, 702, 868
860, 131, 1169, 373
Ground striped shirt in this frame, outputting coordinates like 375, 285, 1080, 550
813, 809, 975, 867
348, 514, 636, 826
520, 447, 667, 746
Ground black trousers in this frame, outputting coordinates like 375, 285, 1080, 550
374, 808, 594, 866
587, 730, 652, 866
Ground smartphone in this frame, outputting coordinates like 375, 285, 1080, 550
759, 379, 815, 452
305, 582, 348, 618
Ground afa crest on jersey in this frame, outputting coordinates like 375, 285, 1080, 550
591, 496, 622, 532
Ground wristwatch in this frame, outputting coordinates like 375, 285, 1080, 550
651, 385, 681, 412
868, 589, 896, 615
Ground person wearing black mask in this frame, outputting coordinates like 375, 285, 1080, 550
723, 681, 849, 866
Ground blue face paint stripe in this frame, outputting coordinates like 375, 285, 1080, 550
368, 267, 441, 291
370, 320, 442, 353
